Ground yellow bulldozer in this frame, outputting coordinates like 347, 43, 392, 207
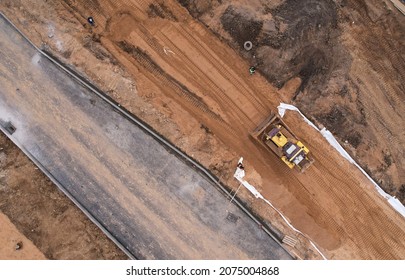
251, 113, 314, 172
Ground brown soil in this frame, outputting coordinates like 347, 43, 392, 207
179, 0, 405, 202
0, 134, 127, 259
0, 0, 404, 259
0, 212, 46, 260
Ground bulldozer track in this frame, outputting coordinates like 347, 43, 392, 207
163, 24, 255, 127
306, 165, 364, 253
156, 26, 257, 130
348, 0, 405, 80
184, 25, 269, 114
131, 21, 249, 127
353, 72, 403, 152
115, 41, 226, 123
103, 11, 255, 133
365, 57, 404, 121
126, 59, 240, 140
311, 143, 405, 258
176, 23, 269, 116
253, 140, 344, 249
348, 0, 405, 142
315, 167, 384, 250
175, 25, 268, 115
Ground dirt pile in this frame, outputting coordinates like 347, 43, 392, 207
178, 0, 405, 203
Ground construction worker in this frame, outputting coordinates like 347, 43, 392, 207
87, 17, 95, 26
249, 66, 256, 75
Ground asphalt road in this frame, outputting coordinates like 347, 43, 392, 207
0, 14, 292, 259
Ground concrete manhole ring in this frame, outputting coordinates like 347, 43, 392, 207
244, 41, 253, 51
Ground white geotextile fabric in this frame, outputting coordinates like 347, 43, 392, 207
233, 164, 263, 199
277, 103, 405, 218
233, 157, 327, 260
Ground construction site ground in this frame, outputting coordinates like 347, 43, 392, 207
0, 0, 404, 259
0, 212, 46, 260
0, 14, 292, 259
0, 133, 127, 260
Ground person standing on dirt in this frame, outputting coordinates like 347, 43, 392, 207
249, 66, 256, 75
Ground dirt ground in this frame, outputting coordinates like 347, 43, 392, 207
0, 134, 128, 259
0, 0, 404, 259
179, 0, 405, 202
0, 212, 46, 259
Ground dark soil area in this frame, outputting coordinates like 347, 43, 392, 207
148, 1, 178, 21
220, 5, 263, 47
181, 0, 347, 90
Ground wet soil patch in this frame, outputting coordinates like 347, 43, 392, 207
83, 34, 118, 64
147, 2, 178, 21
397, 185, 405, 205
315, 105, 364, 148
220, 5, 263, 47
262, 0, 342, 90
292, 47, 329, 92
178, 0, 219, 18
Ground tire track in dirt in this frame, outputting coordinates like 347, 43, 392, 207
316, 158, 405, 259
347, 0, 405, 166
342, 0, 405, 189
174, 23, 269, 116
348, 0, 405, 80
188, 21, 275, 113
298, 116, 405, 258
108, 14, 247, 128
311, 161, 400, 259
159, 24, 258, 129
158, 35, 253, 129
351, 67, 405, 187
112, 40, 236, 133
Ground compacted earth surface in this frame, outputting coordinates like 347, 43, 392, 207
0, 0, 404, 259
